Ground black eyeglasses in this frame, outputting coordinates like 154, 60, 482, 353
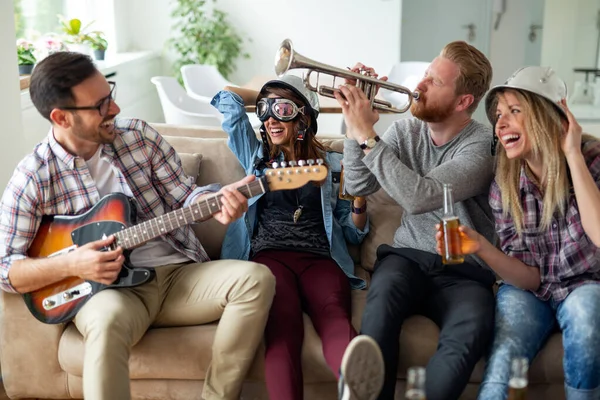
61, 81, 117, 117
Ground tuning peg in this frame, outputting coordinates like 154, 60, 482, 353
316, 158, 324, 165
298, 160, 305, 167
307, 159, 315, 166
280, 161, 288, 168
289, 161, 297, 167
272, 162, 279, 169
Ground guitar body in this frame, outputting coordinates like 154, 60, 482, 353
25, 193, 155, 324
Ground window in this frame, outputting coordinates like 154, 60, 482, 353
14, 0, 116, 52
14, 0, 66, 39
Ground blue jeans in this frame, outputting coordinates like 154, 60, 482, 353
479, 283, 600, 400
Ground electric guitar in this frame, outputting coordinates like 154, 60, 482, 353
24, 162, 327, 324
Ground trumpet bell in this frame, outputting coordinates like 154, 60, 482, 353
275, 39, 294, 77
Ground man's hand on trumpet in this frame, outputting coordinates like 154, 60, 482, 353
346, 63, 382, 82
334, 62, 387, 144
334, 84, 379, 142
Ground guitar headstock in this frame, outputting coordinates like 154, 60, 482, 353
265, 159, 328, 191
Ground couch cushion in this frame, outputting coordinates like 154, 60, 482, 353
178, 153, 202, 182
153, 123, 228, 139
162, 136, 246, 259
360, 188, 403, 271
58, 289, 564, 385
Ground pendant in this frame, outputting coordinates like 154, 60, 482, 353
293, 206, 303, 224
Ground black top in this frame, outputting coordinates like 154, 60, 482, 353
251, 182, 330, 256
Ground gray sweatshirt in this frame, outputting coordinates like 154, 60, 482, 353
343, 118, 497, 270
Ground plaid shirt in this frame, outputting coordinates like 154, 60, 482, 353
0, 119, 216, 293
490, 139, 600, 302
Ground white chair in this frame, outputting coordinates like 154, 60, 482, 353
181, 64, 237, 102
150, 76, 223, 127
181, 64, 262, 128
340, 62, 429, 136
381, 61, 430, 110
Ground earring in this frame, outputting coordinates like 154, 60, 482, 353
297, 121, 307, 141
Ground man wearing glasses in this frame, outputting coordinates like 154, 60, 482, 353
0, 51, 276, 400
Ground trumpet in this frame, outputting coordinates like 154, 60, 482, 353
274, 38, 419, 113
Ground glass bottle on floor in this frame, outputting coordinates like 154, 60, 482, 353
405, 366, 426, 400
507, 357, 528, 400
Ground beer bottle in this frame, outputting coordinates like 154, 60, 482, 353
338, 164, 356, 201
507, 357, 528, 400
405, 366, 426, 400
441, 183, 464, 264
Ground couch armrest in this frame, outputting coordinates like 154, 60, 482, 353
0, 292, 70, 399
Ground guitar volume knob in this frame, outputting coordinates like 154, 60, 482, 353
42, 299, 55, 309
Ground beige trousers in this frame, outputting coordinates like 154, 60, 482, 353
73, 260, 275, 400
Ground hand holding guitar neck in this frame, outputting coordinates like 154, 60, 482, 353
211, 175, 254, 226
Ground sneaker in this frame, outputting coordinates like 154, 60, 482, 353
338, 335, 385, 400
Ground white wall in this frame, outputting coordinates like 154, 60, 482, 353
115, 0, 402, 133
0, 1, 26, 188
541, 0, 600, 92
120, 0, 402, 86
488, 0, 545, 88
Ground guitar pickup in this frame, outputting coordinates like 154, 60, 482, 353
42, 282, 93, 310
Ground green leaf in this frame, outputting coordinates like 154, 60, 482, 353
70, 19, 82, 34
168, 0, 250, 80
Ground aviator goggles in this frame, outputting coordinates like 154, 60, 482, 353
256, 98, 305, 122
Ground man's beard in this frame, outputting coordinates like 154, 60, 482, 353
410, 97, 455, 123
73, 114, 116, 145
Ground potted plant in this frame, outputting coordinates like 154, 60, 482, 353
16, 38, 36, 75
34, 34, 68, 61
168, 0, 249, 83
58, 15, 94, 54
85, 31, 108, 61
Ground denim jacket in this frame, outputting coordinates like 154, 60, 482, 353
211, 90, 368, 289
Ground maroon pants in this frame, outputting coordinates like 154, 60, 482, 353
251, 250, 356, 400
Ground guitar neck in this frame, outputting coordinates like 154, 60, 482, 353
114, 177, 268, 249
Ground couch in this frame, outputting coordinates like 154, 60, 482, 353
0, 123, 567, 400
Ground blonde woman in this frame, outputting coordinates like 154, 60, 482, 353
436, 66, 600, 399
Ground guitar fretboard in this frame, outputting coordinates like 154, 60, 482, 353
114, 177, 267, 249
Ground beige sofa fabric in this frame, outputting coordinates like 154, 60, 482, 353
178, 152, 203, 181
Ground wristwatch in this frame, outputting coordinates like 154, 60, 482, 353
359, 135, 380, 150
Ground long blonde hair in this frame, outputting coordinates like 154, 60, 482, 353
492, 89, 569, 234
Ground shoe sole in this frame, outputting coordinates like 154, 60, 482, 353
341, 335, 385, 400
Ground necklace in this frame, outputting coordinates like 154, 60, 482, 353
293, 188, 303, 224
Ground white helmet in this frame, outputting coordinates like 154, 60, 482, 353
260, 74, 320, 133
485, 66, 568, 125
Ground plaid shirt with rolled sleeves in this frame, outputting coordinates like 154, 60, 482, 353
490, 139, 600, 302
0, 118, 218, 293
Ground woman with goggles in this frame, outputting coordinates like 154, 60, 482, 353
211, 75, 383, 400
